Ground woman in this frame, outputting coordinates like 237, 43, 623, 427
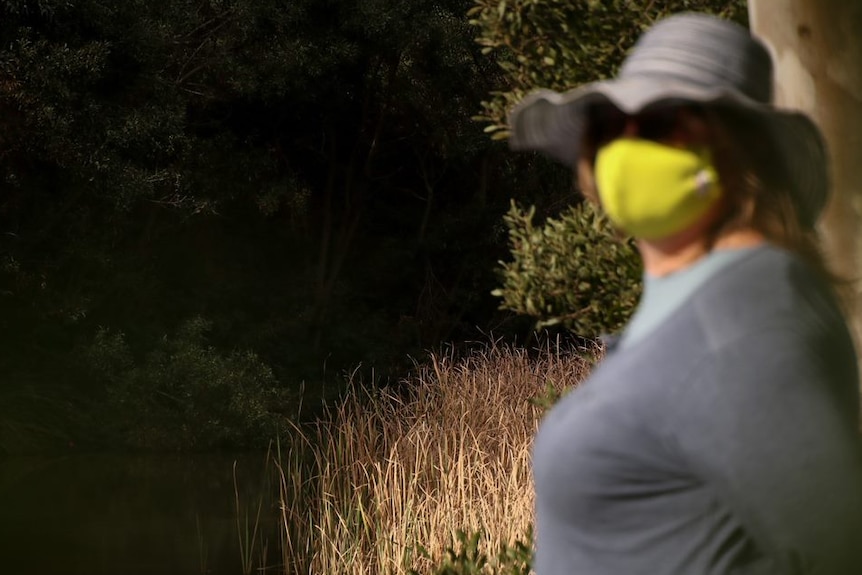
509, 13, 862, 575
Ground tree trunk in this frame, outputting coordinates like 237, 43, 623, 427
749, 0, 862, 364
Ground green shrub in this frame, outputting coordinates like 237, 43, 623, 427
468, 0, 748, 135
87, 317, 285, 450
411, 528, 533, 575
493, 200, 641, 337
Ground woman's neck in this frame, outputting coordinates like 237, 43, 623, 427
638, 228, 766, 277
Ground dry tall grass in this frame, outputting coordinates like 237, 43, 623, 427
276, 340, 597, 574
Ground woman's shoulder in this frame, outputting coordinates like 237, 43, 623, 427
683, 243, 858, 419
705, 243, 827, 297
690, 243, 847, 346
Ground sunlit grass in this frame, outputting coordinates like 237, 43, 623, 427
276, 340, 597, 574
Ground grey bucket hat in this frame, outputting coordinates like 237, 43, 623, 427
508, 12, 829, 228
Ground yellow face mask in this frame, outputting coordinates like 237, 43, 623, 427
594, 138, 722, 240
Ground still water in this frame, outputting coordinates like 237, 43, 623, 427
0, 452, 283, 575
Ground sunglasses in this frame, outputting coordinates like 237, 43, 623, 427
586, 102, 705, 146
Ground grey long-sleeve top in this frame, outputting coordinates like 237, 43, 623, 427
532, 244, 862, 574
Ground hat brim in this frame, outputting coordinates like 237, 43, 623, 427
508, 78, 829, 228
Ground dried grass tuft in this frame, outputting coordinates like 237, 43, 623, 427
277, 340, 598, 574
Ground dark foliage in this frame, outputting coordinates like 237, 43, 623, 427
0, 0, 548, 451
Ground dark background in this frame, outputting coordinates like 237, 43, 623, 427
0, 0, 573, 452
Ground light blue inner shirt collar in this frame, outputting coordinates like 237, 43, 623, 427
619, 245, 764, 349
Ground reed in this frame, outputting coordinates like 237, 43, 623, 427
276, 340, 596, 574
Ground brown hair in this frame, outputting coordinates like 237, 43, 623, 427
703, 106, 842, 287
